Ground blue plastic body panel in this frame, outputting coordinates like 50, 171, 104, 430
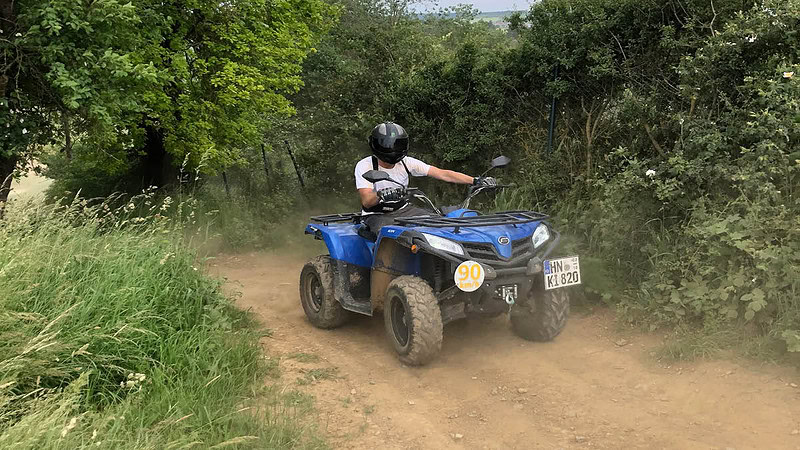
379, 221, 541, 260
306, 213, 542, 268
305, 223, 374, 268
444, 208, 479, 218
375, 229, 422, 275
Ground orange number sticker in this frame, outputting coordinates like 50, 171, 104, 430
454, 260, 485, 292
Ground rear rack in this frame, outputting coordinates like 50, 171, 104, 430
395, 210, 548, 232
310, 213, 364, 225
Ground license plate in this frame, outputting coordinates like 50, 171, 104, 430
543, 256, 581, 290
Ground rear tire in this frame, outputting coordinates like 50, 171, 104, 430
299, 255, 350, 329
384, 276, 443, 366
511, 282, 569, 342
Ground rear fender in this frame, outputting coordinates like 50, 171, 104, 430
305, 223, 373, 267
370, 233, 421, 310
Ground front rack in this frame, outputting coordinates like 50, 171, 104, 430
309, 213, 364, 226
394, 210, 548, 232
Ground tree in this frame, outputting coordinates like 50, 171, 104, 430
1, 0, 154, 213
1, 0, 333, 209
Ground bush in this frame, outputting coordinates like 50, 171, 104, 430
0, 196, 323, 448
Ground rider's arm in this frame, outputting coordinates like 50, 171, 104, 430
427, 166, 474, 184
358, 188, 380, 208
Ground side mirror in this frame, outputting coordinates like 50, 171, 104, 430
491, 155, 511, 169
362, 170, 390, 183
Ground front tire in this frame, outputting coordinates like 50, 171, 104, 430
511, 282, 569, 341
384, 276, 443, 366
299, 255, 350, 329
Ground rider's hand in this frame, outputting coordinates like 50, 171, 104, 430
377, 187, 406, 202
473, 176, 497, 187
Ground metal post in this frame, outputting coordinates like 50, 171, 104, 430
222, 171, 231, 199
284, 140, 306, 189
261, 143, 269, 177
547, 66, 559, 154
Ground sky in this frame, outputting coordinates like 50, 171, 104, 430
413, 0, 532, 13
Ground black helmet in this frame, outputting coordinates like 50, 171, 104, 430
369, 122, 408, 164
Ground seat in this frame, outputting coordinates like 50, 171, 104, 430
357, 224, 378, 242
440, 205, 460, 215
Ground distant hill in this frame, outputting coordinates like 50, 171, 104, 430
421, 10, 522, 29
474, 11, 522, 29
421, 10, 523, 19
475, 10, 522, 19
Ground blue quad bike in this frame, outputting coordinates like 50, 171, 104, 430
300, 156, 581, 366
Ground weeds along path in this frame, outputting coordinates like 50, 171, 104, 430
213, 251, 800, 450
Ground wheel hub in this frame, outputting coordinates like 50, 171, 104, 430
308, 274, 323, 312
390, 297, 410, 348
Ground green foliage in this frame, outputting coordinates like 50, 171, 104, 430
551, 0, 800, 352
0, 197, 324, 448
3, 0, 333, 199
281, 0, 512, 196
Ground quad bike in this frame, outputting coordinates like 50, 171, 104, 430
300, 156, 580, 366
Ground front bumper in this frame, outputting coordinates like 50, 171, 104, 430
396, 228, 560, 278
395, 229, 560, 308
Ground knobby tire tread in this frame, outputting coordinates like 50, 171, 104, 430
511, 284, 569, 342
385, 276, 443, 366
299, 255, 350, 329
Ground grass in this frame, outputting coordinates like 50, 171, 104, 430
0, 195, 325, 449
296, 368, 339, 386
286, 353, 321, 364
654, 322, 790, 364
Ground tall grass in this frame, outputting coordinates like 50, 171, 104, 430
0, 195, 324, 449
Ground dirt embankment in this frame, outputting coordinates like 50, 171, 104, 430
213, 251, 800, 450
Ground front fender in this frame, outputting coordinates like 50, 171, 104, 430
369, 233, 422, 309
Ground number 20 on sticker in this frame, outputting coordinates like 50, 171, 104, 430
455, 260, 485, 292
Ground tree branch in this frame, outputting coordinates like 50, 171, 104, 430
644, 123, 666, 157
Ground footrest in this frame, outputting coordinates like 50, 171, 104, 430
339, 297, 372, 316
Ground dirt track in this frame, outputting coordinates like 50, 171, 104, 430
213, 251, 800, 450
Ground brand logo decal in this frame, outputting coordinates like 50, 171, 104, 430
498, 236, 510, 245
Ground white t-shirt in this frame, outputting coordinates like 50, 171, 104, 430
354, 156, 431, 192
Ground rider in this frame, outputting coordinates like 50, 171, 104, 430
355, 121, 496, 234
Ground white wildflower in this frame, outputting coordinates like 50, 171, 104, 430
160, 196, 173, 212
60, 417, 78, 437
159, 252, 173, 265
92, 429, 98, 440
15, 32, 22, 37
645, 169, 656, 178
21, 128, 27, 134
784, 72, 794, 79
746, 35, 757, 43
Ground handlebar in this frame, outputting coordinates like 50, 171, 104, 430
402, 184, 516, 213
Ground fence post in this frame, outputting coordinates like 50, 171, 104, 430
284, 140, 306, 190
261, 143, 269, 177
222, 171, 231, 199
547, 66, 559, 154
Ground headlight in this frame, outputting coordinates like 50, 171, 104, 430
421, 233, 465, 255
531, 224, 550, 248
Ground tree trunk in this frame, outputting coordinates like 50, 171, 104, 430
0, 155, 18, 219
62, 112, 73, 160
140, 124, 171, 188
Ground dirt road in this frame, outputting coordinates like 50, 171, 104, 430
213, 251, 800, 450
